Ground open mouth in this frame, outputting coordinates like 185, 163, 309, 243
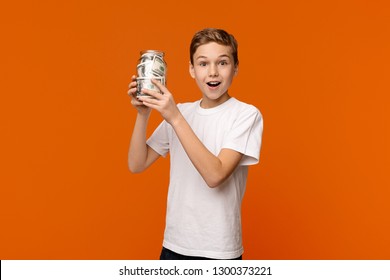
207, 81, 221, 88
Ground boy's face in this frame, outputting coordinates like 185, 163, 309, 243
189, 42, 238, 108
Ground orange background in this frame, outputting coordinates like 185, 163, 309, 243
1, 0, 389, 259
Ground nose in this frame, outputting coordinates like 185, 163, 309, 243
208, 64, 219, 77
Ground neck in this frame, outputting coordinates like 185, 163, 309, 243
200, 93, 231, 109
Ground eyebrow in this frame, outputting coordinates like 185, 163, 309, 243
195, 54, 231, 60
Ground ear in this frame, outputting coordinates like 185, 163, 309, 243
234, 64, 239, 76
189, 62, 195, 78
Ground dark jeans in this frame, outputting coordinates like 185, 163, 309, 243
160, 247, 242, 260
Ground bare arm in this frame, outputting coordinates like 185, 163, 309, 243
171, 115, 243, 187
127, 76, 160, 173
128, 112, 160, 173
138, 80, 243, 187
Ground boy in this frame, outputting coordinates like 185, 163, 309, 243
127, 28, 263, 260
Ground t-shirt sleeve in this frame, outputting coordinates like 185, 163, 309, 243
222, 106, 263, 166
146, 120, 170, 157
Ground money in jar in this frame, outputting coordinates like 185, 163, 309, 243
136, 50, 167, 97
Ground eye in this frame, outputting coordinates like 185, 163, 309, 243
198, 61, 207, 67
219, 60, 229, 65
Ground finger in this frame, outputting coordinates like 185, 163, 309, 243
128, 81, 137, 89
127, 87, 137, 96
129, 75, 137, 83
151, 79, 168, 95
130, 92, 144, 104
128, 75, 138, 88
140, 100, 160, 111
141, 88, 162, 99
131, 98, 144, 106
138, 95, 160, 105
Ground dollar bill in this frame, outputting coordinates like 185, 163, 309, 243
137, 62, 153, 77
151, 55, 166, 77
136, 77, 165, 98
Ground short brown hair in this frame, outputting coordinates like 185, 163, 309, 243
190, 28, 239, 66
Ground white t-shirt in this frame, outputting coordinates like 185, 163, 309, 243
146, 97, 263, 259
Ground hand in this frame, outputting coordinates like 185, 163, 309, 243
138, 79, 182, 125
127, 75, 151, 116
